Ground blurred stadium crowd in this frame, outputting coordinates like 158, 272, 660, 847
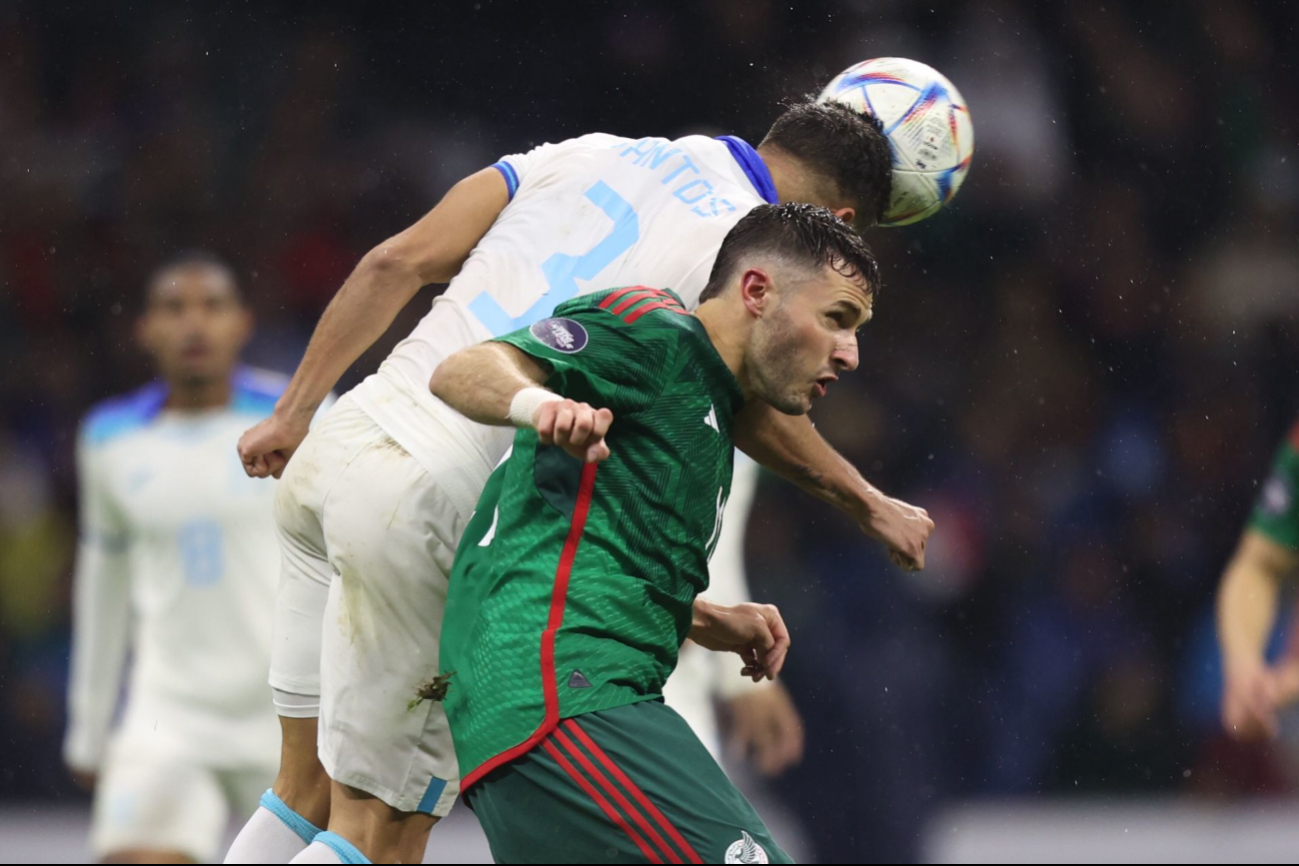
1, 1, 1297, 862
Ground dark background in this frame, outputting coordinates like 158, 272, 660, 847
2, 1, 1298, 862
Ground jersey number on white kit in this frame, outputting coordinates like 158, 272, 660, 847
467, 181, 641, 337
178, 519, 224, 586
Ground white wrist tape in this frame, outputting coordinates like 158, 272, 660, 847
508, 387, 563, 428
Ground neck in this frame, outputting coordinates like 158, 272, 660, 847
694, 302, 753, 399
165, 375, 233, 411
756, 144, 839, 209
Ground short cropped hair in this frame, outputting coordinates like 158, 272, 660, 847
146, 250, 242, 303
698, 202, 881, 303
760, 99, 894, 225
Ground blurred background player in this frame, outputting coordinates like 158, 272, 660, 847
231, 101, 930, 865
1217, 420, 1299, 742
65, 255, 294, 864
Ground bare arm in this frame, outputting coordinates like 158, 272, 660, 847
239, 167, 510, 478
1217, 530, 1298, 739
429, 342, 613, 464
731, 400, 934, 570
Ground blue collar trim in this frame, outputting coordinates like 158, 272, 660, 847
716, 136, 778, 204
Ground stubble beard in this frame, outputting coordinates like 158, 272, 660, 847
748, 314, 811, 416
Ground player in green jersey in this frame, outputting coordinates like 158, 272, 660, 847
431, 202, 879, 863
1217, 421, 1299, 741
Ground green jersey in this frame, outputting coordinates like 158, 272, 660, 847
1248, 422, 1299, 549
441, 286, 745, 790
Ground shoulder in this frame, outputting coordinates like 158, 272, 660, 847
557, 286, 692, 330
231, 367, 289, 417
81, 382, 169, 448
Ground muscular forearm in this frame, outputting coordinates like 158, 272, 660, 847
690, 597, 723, 639
274, 167, 510, 423
274, 251, 426, 422
430, 343, 549, 426
731, 401, 877, 520
1217, 546, 1285, 672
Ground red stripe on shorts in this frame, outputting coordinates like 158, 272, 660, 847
542, 739, 663, 864
553, 727, 683, 864
563, 719, 703, 864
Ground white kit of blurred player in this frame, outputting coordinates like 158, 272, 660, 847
65, 257, 328, 864
231, 103, 931, 866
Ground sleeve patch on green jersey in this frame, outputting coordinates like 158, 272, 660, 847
529, 318, 588, 354
1249, 439, 1299, 550
1260, 474, 1293, 518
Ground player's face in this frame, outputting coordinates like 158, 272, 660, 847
138, 265, 251, 387
748, 265, 871, 415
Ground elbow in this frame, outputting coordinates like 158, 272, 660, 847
429, 352, 466, 401
359, 240, 418, 283
429, 359, 452, 400
363, 235, 455, 286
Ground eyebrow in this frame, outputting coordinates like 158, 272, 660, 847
834, 299, 870, 327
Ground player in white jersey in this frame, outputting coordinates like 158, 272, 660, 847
230, 100, 933, 865
66, 256, 290, 863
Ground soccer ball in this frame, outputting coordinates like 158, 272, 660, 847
819, 57, 974, 227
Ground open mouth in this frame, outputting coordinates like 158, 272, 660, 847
813, 375, 837, 398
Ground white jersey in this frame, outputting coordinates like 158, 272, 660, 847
65, 368, 295, 771
349, 132, 778, 483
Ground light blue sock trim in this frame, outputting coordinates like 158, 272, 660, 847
315, 831, 372, 865
259, 788, 322, 846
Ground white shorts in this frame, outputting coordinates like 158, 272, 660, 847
269, 393, 491, 817
91, 733, 271, 861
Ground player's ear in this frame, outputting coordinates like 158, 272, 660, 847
832, 205, 856, 225
738, 267, 774, 319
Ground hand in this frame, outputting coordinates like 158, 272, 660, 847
238, 412, 310, 479
861, 492, 933, 571
1222, 659, 1283, 741
534, 400, 613, 464
689, 600, 790, 682
724, 683, 804, 777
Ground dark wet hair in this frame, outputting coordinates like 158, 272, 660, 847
760, 99, 894, 225
698, 202, 881, 302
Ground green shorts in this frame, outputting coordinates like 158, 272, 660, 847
464, 700, 792, 864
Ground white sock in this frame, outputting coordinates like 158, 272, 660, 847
225, 790, 322, 863
290, 832, 371, 864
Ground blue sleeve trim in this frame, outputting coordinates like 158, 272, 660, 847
315, 831, 372, 864
491, 160, 520, 199
83, 382, 169, 446
259, 788, 322, 846
715, 135, 779, 204
232, 366, 288, 417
